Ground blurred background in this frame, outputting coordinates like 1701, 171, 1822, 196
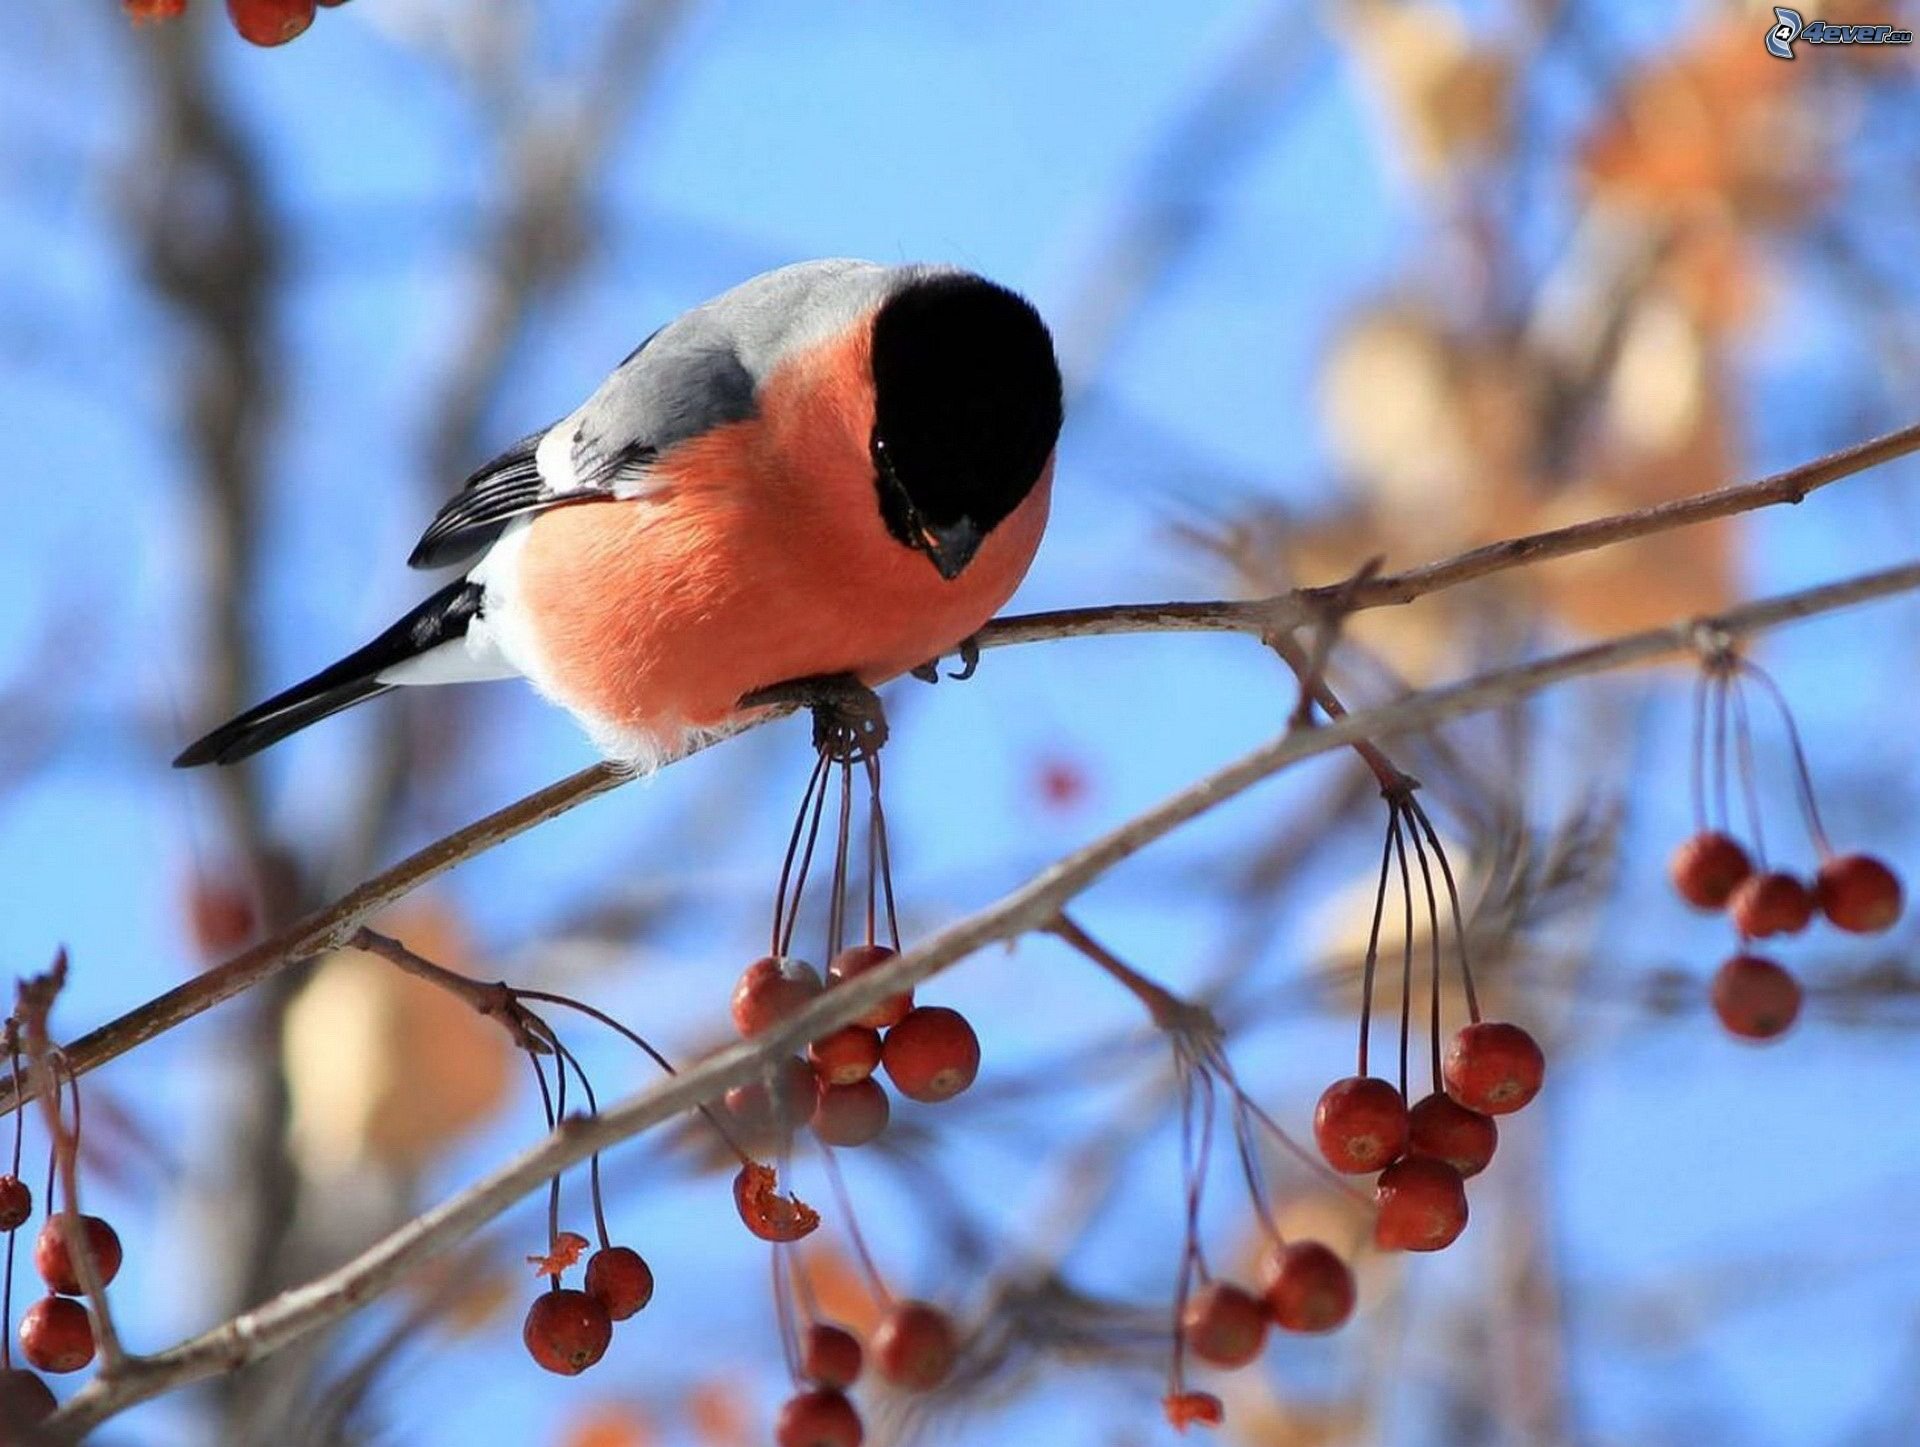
4, 1, 1920, 1443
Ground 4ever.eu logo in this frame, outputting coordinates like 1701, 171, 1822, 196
1766, 7, 1914, 58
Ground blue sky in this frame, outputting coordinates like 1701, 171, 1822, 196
4, 2, 1920, 1444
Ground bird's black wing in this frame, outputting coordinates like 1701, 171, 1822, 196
173, 579, 485, 767
406, 430, 619, 570
407, 310, 769, 571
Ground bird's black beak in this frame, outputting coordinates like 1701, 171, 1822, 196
919, 517, 983, 581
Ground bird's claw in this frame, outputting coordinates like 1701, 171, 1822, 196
740, 672, 889, 761
910, 634, 981, 685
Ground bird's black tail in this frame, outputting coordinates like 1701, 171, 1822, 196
173, 580, 484, 768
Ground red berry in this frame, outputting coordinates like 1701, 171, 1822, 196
1180, 1280, 1268, 1368
0, 1368, 55, 1427
732, 1163, 820, 1243
1668, 832, 1752, 910
584, 1246, 653, 1321
521, 1289, 612, 1375
775, 1388, 864, 1447
1442, 1021, 1544, 1116
1406, 1092, 1498, 1178
1374, 1157, 1468, 1252
1710, 955, 1801, 1041
34, 1215, 123, 1295
881, 1007, 980, 1103
18, 1297, 93, 1375
731, 957, 824, 1037
801, 1322, 864, 1390
1312, 1076, 1409, 1173
826, 945, 913, 1030
124, 0, 190, 21
811, 1078, 890, 1148
226, 0, 315, 45
1259, 1241, 1355, 1334
1036, 756, 1091, 811
870, 1301, 958, 1392
0, 1175, 31, 1232
809, 1026, 882, 1086
723, 1056, 818, 1153
186, 876, 257, 957
1728, 872, 1815, 939
1162, 1391, 1224, 1430
1816, 854, 1903, 934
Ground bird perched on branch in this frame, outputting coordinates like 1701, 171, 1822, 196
175, 260, 1063, 769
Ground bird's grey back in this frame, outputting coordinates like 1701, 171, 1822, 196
564, 259, 947, 490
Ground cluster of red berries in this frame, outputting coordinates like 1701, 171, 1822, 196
1305, 789, 1545, 1255
521, 1234, 654, 1378
1673, 834, 1901, 1039
121, 0, 351, 48
1314, 1020, 1543, 1251
726, 722, 980, 1166
772, 1302, 960, 1447
725, 946, 981, 1158
0, 1005, 128, 1431
741, 722, 980, 1443
1103, 972, 1367, 1433
1672, 652, 1905, 1041
1164, 1237, 1357, 1428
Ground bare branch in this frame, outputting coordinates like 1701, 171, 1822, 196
40, 555, 1920, 1438
15, 421, 1918, 1124
16, 961, 126, 1372
981, 417, 1920, 651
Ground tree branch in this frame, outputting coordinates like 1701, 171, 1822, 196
979, 417, 1920, 651
15, 420, 1916, 1125
42, 555, 1920, 1437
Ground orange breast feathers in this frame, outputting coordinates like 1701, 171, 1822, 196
515, 323, 1053, 746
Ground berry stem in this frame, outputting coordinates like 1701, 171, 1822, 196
1406, 800, 1482, 1026
1226, 1089, 1281, 1249
1179, 1054, 1217, 1289
785, 1246, 824, 1326
1357, 803, 1400, 1078
864, 753, 903, 953
818, 1146, 892, 1308
1712, 666, 1733, 835
1391, 814, 1415, 1100
545, 1036, 610, 1252
2, 1031, 18, 1372
1208, 1050, 1369, 1202
513, 989, 753, 1167
525, 1050, 564, 1288
772, 749, 834, 958
1689, 668, 1711, 834
1730, 672, 1770, 867
826, 757, 855, 960
17, 956, 126, 1370
1742, 660, 1834, 859
5, 1027, 21, 1182
770, 1244, 803, 1385
1409, 824, 1445, 1095
780, 751, 836, 959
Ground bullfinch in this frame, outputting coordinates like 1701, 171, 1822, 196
174, 259, 1063, 769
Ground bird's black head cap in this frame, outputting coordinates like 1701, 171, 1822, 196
869, 271, 1063, 579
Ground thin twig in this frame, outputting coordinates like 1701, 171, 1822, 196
16, 959, 126, 1372
1048, 913, 1215, 1041
38, 556, 1920, 1438
9, 422, 1916, 1124
349, 929, 550, 1054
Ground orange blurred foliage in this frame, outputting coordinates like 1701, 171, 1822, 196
283, 899, 514, 1178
